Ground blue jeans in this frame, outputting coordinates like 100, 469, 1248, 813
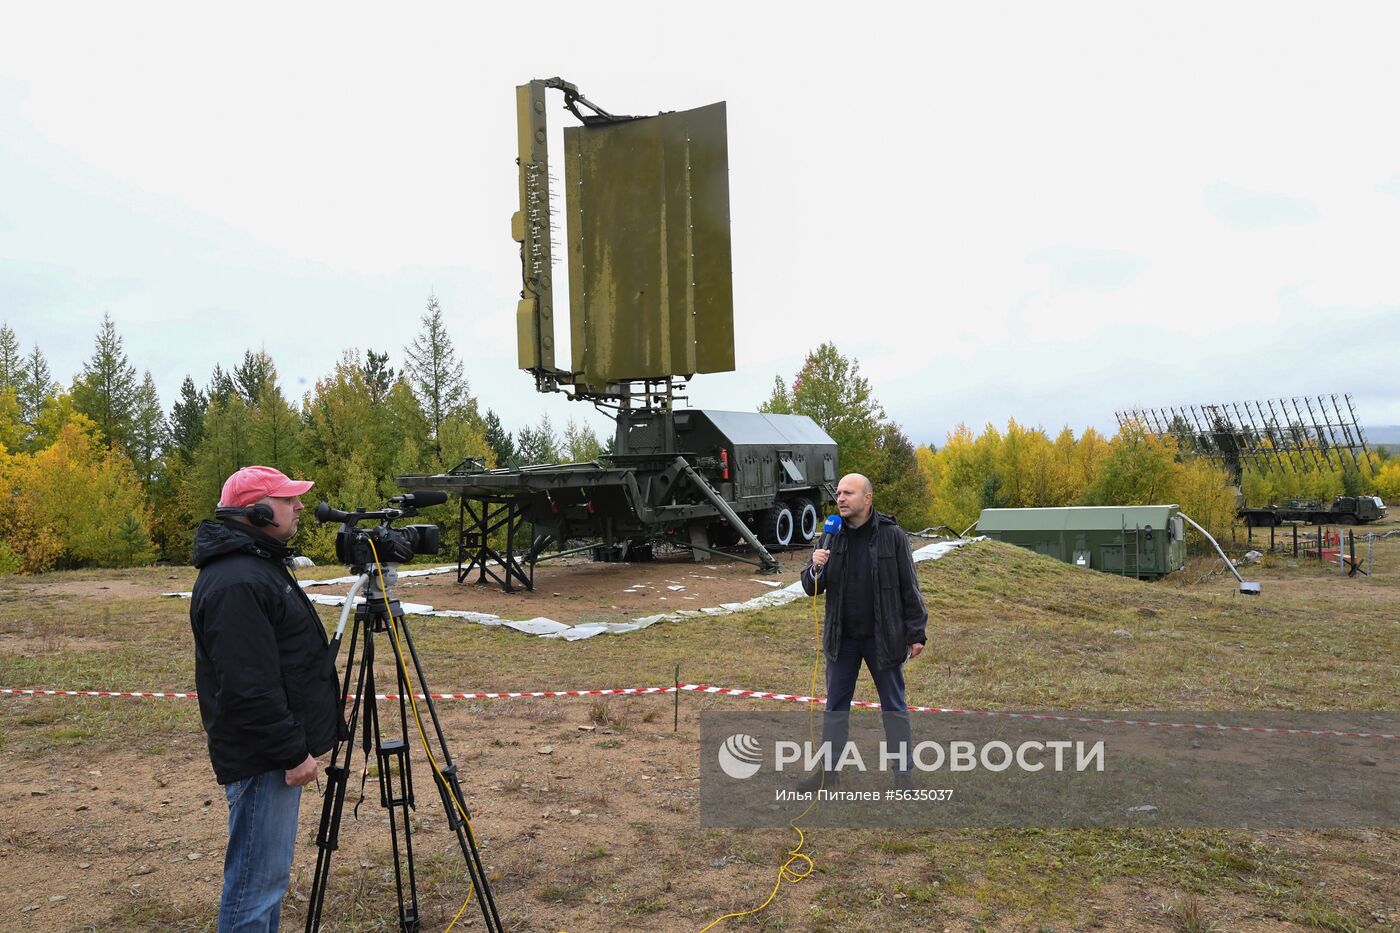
220, 770, 303, 932
823, 636, 913, 774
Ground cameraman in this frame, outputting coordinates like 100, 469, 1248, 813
190, 466, 341, 932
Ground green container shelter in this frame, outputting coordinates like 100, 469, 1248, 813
975, 505, 1187, 579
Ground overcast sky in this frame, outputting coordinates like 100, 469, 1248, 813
3, 2, 1398, 448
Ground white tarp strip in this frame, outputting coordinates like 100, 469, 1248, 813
300, 565, 458, 587
163, 538, 982, 640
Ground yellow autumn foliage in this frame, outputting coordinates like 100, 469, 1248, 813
0, 415, 154, 571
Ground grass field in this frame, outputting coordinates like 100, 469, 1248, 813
1, 531, 1396, 931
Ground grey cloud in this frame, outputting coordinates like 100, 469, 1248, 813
1025, 247, 1146, 292
1204, 183, 1319, 229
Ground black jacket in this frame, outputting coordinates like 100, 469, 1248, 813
190, 520, 341, 784
800, 511, 928, 671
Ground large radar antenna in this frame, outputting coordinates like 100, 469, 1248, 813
513, 77, 735, 415
1116, 394, 1374, 486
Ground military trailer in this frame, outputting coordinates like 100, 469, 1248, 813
397, 79, 837, 590
976, 505, 1187, 579
1238, 495, 1387, 527
402, 409, 836, 579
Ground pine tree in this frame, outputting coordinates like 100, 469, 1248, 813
234, 349, 276, 403
128, 371, 167, 487
249, 381, 303, 468
362, 350, 395, 405
870, 421, 933, 528
181, 393, 254, 524
0, 324, 20, 391
114, 512, 156, 566
562, 418, 604, 462
516, 413, 561, 464
71, 313, 139, 450
206, 364, 237, 405
403, 294, 468, 451
483, 409, 516, 468
169, 376, 207, 461
18, 345, 55, 439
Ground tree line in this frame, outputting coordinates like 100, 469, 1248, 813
2, 314, 1390, 573
760, 343, 1394, 538
0, 298, 603, 572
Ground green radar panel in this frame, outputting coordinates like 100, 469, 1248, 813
514, 79, 734, 400
565, 103, 734, 390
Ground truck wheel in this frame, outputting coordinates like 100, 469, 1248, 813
791, 497, 819, 545
760, 503, 795, 548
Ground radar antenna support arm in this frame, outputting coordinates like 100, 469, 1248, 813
672, 457, 781, 574
536, 77, 637, 125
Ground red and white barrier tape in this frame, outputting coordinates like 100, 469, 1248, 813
380, 686, 676, 700
1, 689, 198, 698
4, 684, 1394, 740
0, 686, 671, 701
681, 684, 1398, 740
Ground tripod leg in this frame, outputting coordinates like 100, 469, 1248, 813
377, 646, 422, 932
305, 760, 350, 932
305, 614, 372, 933
376, 736, 421, 932
434, 764, 504, 931
393, 614, 504, 932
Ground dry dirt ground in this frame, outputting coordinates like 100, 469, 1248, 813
0, 547, 826, 933
0, 694, 714, 932
356, 545, 816, 625
2, 537, 1397, 932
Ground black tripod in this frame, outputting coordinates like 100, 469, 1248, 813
305, 564, 502, 932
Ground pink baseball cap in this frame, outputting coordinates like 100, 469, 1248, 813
219, 466, 315, 508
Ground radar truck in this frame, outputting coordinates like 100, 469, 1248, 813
1237, 495, 1387, 527
398, 78, 837, 590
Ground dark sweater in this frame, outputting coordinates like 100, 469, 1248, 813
800, 511, 928, 672
839, 518, 876, 638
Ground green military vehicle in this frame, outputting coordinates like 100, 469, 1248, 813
1237, 495, 1387, 527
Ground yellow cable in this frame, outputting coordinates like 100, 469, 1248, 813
694, 571, 826, 932
366, 540, 480, 932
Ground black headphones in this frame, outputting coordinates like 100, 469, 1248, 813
215, 503, 279, 527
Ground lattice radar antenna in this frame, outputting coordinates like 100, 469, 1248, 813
1115, 394, 1373, 485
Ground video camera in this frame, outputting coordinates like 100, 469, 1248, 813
315, 491, 447, 571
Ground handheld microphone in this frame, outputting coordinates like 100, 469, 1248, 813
819, 514, 843, 550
